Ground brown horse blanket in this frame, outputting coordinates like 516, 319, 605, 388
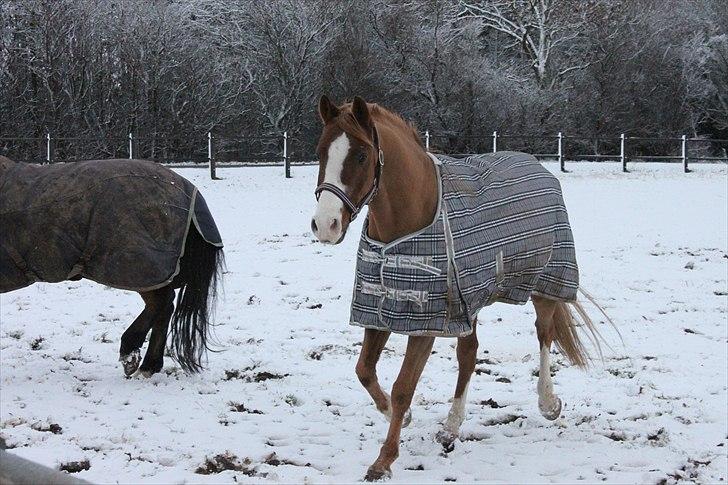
350, 151, 579, 337
0, 157, 222, 293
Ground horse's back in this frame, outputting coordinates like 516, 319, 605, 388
0, 159, 221, 293
438, 151, 578, 307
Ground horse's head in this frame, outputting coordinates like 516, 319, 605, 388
311, 95, 382, 244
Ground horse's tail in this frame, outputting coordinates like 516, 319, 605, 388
168, 225, 224, 373
552, 288, 619, 368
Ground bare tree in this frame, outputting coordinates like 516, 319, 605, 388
0, 0, 723, 162
190, 0, 342, 136
458, 0, 595, 88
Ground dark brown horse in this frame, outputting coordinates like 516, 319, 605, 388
0, 156, 223, 377
311, 96, 603, 480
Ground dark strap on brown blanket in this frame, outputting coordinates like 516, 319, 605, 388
2, 244, 39, 283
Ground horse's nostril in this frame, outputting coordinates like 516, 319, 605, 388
330, 218, 338, 231
311, 218, 318, 233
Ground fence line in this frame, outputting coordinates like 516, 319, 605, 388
1, 131, 726, 179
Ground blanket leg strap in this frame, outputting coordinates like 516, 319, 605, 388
3, 244, 39, 283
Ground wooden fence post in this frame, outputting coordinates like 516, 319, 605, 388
46, 133, 51, 164
558, 132, 565, 172
283, 131, 290, 178
682, 135, 689, 173
620, 133, 627, 172
208, 132, 217, 180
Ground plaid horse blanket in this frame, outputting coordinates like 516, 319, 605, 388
0, 157, 222, 293
350, 151, 579, 337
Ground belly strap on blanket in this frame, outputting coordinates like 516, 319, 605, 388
2, 244, 39, 283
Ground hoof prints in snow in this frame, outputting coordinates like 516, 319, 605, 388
59, 459, 91, 473
223, 368, 289, 382
479, 398, 505, 408
195, 452, 311, 477
228, 402, 264, 415
196, 452, 261, 476
481, 414, 527, 427
30, 421, 63, 435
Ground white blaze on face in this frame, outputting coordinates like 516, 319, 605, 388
312, 133, 350, 243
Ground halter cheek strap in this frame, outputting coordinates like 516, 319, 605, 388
314, 125, 384, 222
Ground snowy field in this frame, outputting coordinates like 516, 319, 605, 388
1, 162, 726, 484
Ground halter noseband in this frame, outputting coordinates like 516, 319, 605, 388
314, 126, 384, 222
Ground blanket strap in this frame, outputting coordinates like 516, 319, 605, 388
2, 244, 39, 283
358, 249, 442, 275
360, 281, 428, 306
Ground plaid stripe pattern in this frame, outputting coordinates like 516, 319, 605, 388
350, 151, 579, 337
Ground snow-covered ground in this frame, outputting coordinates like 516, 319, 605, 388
1, 162, 726, 484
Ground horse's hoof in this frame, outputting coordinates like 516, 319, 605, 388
402, 409, 412, 428
435, 429, 457, 453
364, 466, 392, 482
119, 349, 141, 377
539, 397, 562, 421
132, 368, 156, 379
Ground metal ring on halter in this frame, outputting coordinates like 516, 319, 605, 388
314, 125, 384, 222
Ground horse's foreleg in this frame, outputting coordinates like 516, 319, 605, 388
437, 321, 478, 448
356, 329, 406, 422
136, 287, 175, 377
533, 296, 562, 420
364, 335, 434, 482
119, 292, 156, 376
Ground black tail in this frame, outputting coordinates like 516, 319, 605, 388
169, 226, 224, 373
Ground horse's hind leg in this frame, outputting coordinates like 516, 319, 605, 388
119, 292, 157, 376
532, 295, 562, 420
355, 328, 411, 424
437, 320, 478, 448
365, 335, 434, 481
135, 286, 175, 377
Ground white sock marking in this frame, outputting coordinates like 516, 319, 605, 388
538, 345, 559, 412
444, 385, 469, 434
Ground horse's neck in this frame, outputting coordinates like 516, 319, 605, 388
366, 125, 439, 243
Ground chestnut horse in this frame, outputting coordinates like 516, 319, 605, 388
311, 96, 603, 480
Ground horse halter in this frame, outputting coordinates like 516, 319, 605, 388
314, 126, 384, 222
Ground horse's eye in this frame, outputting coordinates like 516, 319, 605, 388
357, 151, 367, 163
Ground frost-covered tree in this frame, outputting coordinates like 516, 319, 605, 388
0, 0, 724, 162
457, 0, 595, 89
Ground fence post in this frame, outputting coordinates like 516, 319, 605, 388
558, 132, 564, 172
283, 131, 290, 178
620, 133, 627, 172
128, 132, 133, 159
208, 131, 217, 180
492, 131, 498, 153
681, 135, 689, 173
46, 132, 51, 164
425, 130, 430, 151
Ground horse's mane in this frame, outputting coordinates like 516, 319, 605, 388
335, 102, 424, 149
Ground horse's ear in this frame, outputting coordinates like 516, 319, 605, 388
352, 96, 372, 130
319, 95, 339, 124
